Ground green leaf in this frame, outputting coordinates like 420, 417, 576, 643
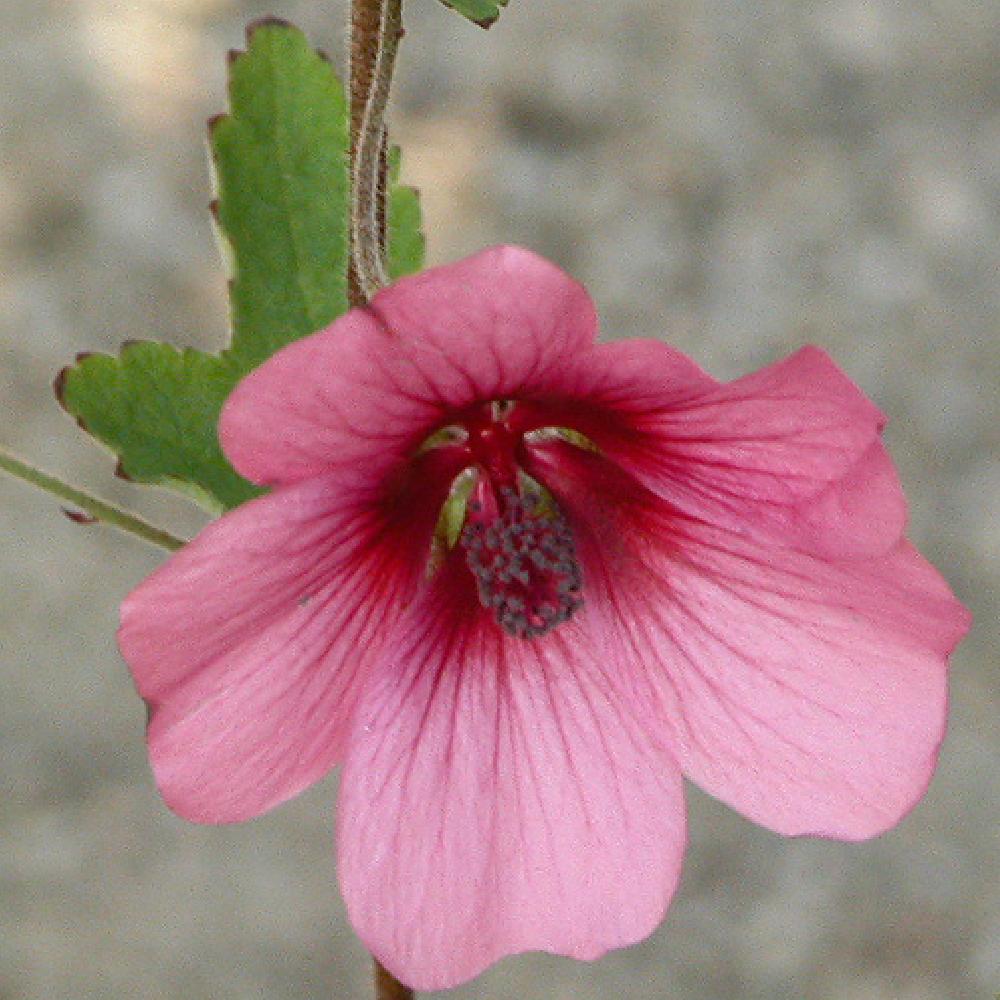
438, 0, 509, 28
387, 146, 425, 279
59, 19, 425, 515
210, 18, 351, 368
58, 344, 260, 513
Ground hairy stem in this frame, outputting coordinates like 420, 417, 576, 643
350, 6, 414, 996
0, 447, 185, 552
374, 958, 414, 1000
349, 0, 403, 305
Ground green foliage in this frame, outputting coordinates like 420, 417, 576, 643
388, 146, 425, 280
210, 18, 351, 368
58, 19, 424, 514
438, 0, 510, 28
58, 345, 259, 513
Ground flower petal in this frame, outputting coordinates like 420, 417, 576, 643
558, 345, 896, 557
522, 337, 719, 422
638, 345, 885, 501
221, 246, 598, 488
120, 456, 460, 823
337, 557, 686, 991
530, 442, 969, 840
773, 440, 908, 558
648, 529, 968, 839
368, 244, 599, 398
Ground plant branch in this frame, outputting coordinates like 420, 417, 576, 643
0, 447, 185, 552
349, 0, 403, 305
349, 6, 414, 995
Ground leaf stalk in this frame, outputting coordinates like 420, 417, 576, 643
0, 447, 186, 553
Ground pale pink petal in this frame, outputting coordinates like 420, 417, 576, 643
221, 308, 414, 489
337, 557, 686, 991
555, 345, 896, 556
221, 246, 599, 488
530, 442, 969, 840
119, 454, 461, 823
645, 527, 968, 839
367, 244, 599, 396
772, 441, 908, 558
144, 589, 376, 823
637, 345, 885, 501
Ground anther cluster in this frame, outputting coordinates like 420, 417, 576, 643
461, 487, 583, 638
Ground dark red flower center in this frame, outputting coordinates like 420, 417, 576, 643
461, 487, 583, 638
440, 402, 585, 639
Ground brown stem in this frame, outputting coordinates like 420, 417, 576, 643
349, 0, 379, 308
374, 958, 414, 1000
349, 0, 401, 306
350, 1, 413, 994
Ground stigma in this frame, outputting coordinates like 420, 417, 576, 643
460, 485, 583, 639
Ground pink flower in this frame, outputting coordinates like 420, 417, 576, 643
120, 246, 970, 990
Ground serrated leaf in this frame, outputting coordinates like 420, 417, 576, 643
211, 18, 351, 368
388, 146, 425, 279
59, 344, 261, 513
59, 19, 425, 515
438, 0, 509, 28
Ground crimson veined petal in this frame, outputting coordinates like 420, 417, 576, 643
337, 554, 686, 991
220, 246, 599, 489
553, 344, 896, 556
531, 441, 969, 840
526, 337, 720, 417
647, 530, 967, 839
121, 454, 463, 823
636, 345, 886, 502
773, 440, 908, 558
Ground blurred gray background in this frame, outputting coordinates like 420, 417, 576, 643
1, 1, 997, 998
